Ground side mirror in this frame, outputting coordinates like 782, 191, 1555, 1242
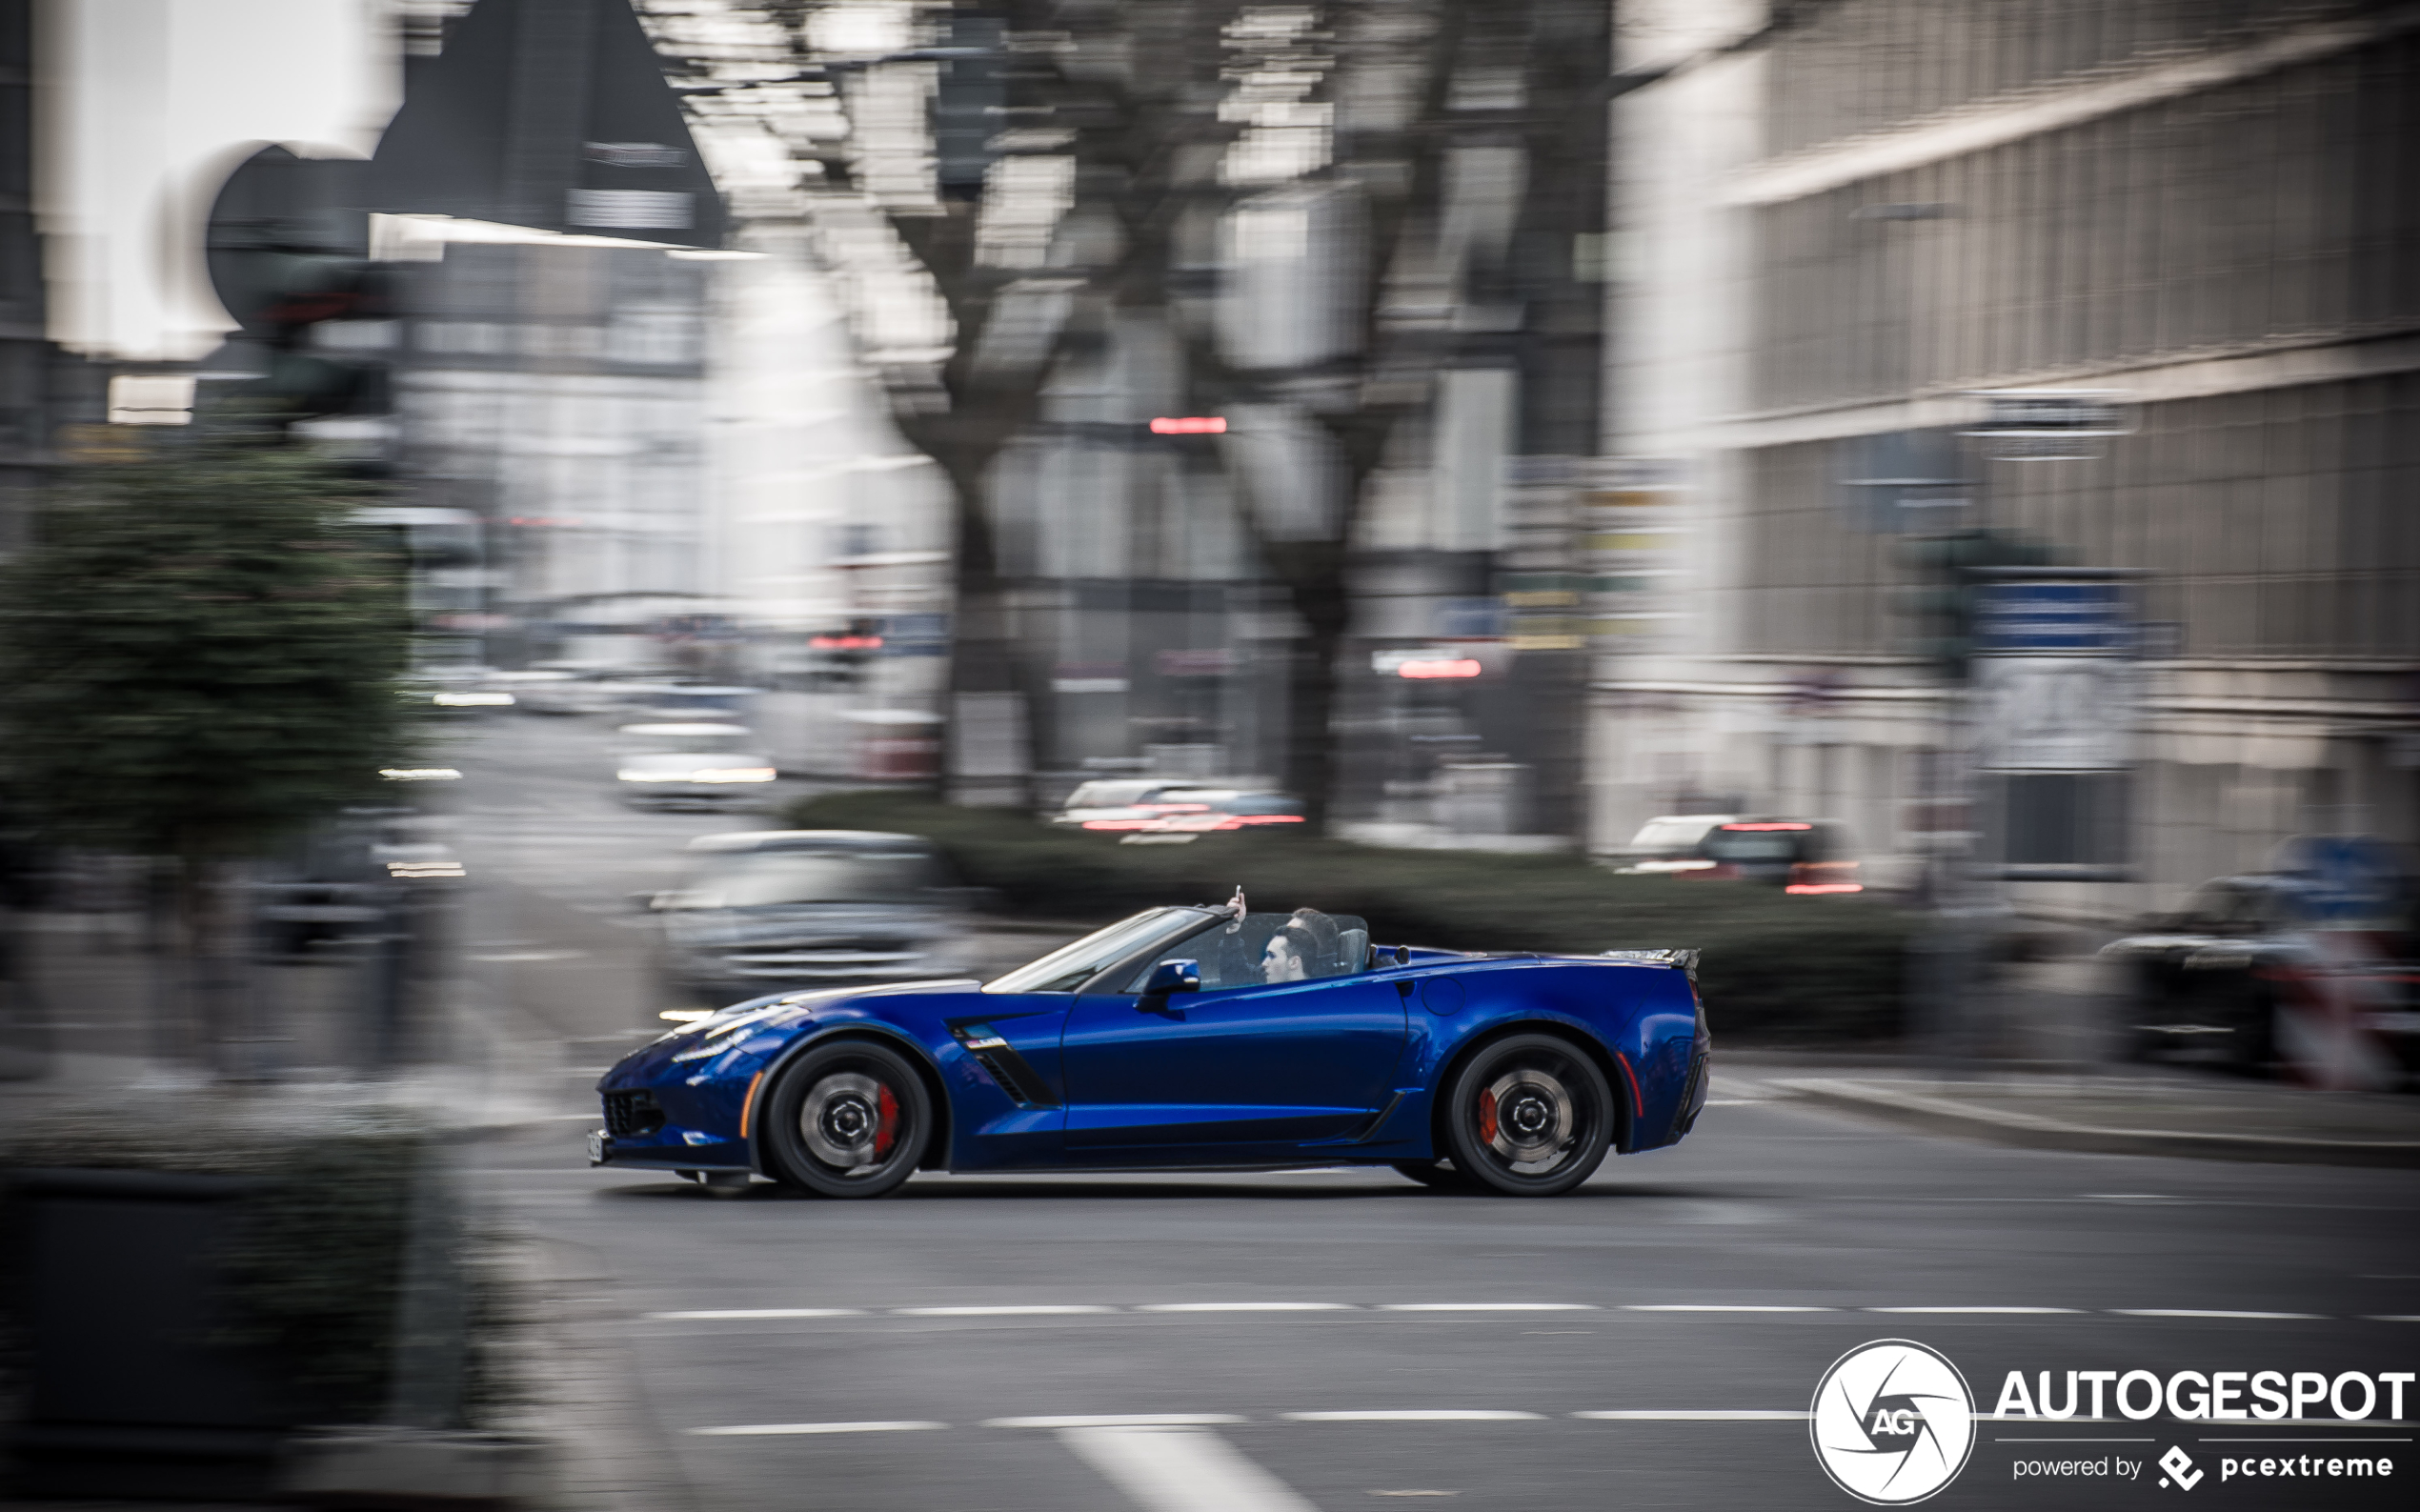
1142, 959, 1200, 998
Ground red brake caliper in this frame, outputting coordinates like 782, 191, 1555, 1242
874, 1084, 900, 1159
1478, 1087, 1499, 1145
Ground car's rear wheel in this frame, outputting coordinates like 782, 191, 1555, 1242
761, 1039, 931, 1199
1440, 1034, 1615, 1197
1389, 1159, 1475, 1191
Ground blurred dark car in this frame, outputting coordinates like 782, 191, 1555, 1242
2101, 874, 2419, 1075
1677, 819, 1861, 893
651, 830, 973, 1017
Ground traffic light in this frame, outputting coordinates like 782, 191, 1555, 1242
203, 145, 393, 424
1891, 529, 2054, 679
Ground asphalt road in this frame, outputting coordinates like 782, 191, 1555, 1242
444, 715, 2420, 1512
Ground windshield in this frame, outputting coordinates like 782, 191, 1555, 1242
986, 908, 1212, 993
1704, 828, 1805, 862
676, 850, 939, 908
1119, 910, 1369, 990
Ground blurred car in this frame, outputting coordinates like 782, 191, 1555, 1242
2102, 873, 2418, 1076
615, 750, 777, 809
1117, 791, 1308, 843
615, 722, 775, 809
626, 682, 760, 722
1048, 777, 1223, 830
1606, 813, 1740, 874
651, 830, 973, 1013
1678, 818, 1861, 893
498, 667, 615, 715
397, 664, 514, 711
594, 901, 1708, 1198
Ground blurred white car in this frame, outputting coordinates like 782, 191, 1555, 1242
615, 724, 777, 808
1048, 777, 1228, 830
1607, 814, 1739, 874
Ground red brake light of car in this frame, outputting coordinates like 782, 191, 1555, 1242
1785, 882, 1865, 895
1397, 658, 1482, 679
1724, 821, 1812, 831
1149, 415, 1227, 434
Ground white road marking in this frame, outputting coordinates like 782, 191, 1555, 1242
649, 1308, 867, 1320
690, 1421, 944, 1436
1858, 1297, 2090, 1306
988, 1415, 1246, 1428
635, 1300, 2346, 1322
1702, 1099, 1765, 1106
2369, 1315, 2420, 1321
1574, 1410, 1809, 1421
1377, 1303, 1599, 1312
1059, 1424, 1322, 1512
1622, 1304, 1834, 1312
2108, 1309, 2325, 1320
894, 1304, 1117, 1317
1137, 1302, 1359, 1312
1285, 1410, 1545, 1421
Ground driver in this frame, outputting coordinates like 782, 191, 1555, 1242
1260, 909, 1340, 982
1260, 924, 1314, 982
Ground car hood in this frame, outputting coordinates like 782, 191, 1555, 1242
602, 977, 982, 1086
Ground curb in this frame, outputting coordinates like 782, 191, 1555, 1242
1765, 1078, 2420, 1169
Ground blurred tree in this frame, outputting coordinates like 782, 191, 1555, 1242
0, 419, 413, 1066
662, 0, 1603, 831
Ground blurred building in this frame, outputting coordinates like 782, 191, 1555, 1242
1598, 0, 2418, 908
392, 241, 712, 661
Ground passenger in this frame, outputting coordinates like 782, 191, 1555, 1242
1285, 908, 1341, 975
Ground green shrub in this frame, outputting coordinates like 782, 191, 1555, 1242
785, 791, 1916, 1043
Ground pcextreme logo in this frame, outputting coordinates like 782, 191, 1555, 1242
1811, 1340, 1978, 1504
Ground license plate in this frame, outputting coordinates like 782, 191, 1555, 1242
588, 1129, 609, 1164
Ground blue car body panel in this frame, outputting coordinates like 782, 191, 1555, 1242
595, 937, 1709, 1177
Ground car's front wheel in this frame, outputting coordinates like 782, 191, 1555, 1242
760, 1039, 932, 1199
1439, 1034, 1616, 1197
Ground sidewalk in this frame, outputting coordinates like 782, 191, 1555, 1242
1720, 1055, 2420, 1169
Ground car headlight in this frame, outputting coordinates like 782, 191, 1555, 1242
689, 767, 776, 783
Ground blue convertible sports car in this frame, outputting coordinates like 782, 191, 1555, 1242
592, 900, 1711, 1198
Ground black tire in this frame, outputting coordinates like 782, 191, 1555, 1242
1389, 1159, 1474, 1190
760, 1039, 933, 1199
1439, 1034, 1616, 1197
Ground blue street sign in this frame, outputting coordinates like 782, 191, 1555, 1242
1974, 581, 2130, 655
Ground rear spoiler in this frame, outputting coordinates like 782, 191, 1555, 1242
1601, 948, 1700, 986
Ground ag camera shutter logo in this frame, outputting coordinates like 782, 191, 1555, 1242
1812, 1340, 1977, 1503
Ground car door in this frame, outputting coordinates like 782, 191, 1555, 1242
1061, 976, 1408, 1148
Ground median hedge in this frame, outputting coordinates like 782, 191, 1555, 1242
783, 791, 1917, 1043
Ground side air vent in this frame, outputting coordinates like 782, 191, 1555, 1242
949, 1022, 1059, 1107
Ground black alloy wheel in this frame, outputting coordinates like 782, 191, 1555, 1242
761, 1039, 932, 1198
1440, 1034, 1615, 1197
